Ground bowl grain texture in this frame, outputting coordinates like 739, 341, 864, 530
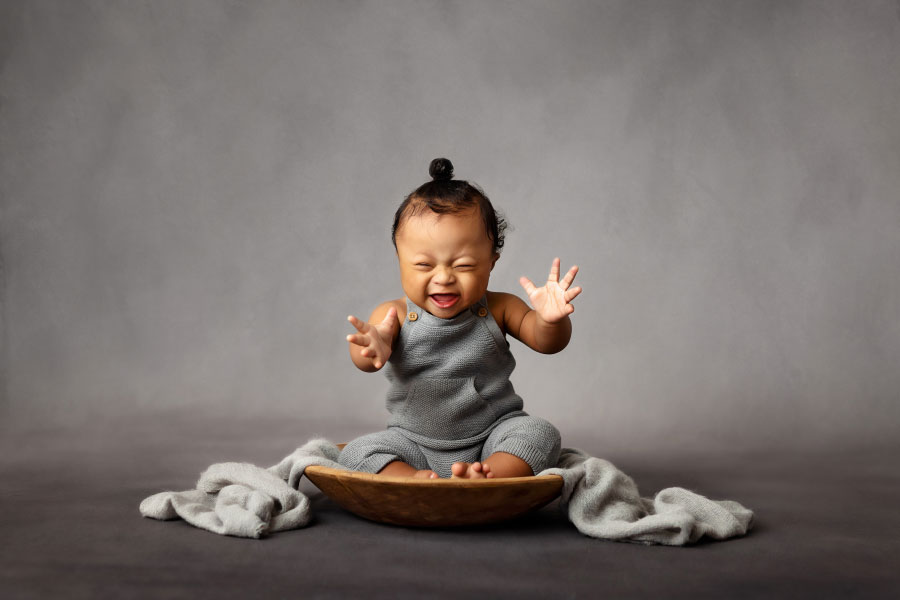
305, 451, 563, 528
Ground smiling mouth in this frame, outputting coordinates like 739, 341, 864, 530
429, 294, 460, 308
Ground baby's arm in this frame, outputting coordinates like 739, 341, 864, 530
346, 300, 403, 372
502, 258, 582, 354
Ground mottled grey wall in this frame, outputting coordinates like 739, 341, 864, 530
2, 0, 898, 452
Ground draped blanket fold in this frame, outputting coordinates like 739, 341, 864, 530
140, 439, 753, 545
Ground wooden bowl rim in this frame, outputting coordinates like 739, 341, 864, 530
305, 464, 563, 488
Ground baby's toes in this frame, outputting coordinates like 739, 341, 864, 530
468, 462, 489, 479
450, 462, 468, 478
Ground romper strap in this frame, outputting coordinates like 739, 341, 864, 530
404, 297, 421, 323
477, 294, 509, 348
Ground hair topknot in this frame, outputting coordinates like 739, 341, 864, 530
391, 158, 509, 256
429, 158, 454, 181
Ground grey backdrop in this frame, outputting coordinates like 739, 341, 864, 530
2, 0, 898, 453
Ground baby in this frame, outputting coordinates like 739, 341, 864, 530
338, 158, 581, 479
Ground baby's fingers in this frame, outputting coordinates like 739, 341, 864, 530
347, 314, 371, 333
565, 286, 583, 303
547, 257, 561, 282
519, 276, 537, 296
361, 346, 386, 369
346, 333, 370, 347
379, 307, 398, 329
559, 265, 579, 290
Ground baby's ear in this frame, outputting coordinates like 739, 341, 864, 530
490, 253, 500, 270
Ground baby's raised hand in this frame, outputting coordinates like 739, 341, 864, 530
346, 307, 398, 370
519, 258, 582, 324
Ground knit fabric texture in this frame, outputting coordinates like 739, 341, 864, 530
383, 295, 527, 444
339, 414, 561, 478
139, 438, 754, 544
338, 295, 563, 476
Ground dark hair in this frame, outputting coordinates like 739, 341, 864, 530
391, 158, 508, 255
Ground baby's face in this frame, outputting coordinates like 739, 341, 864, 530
395, 207, 498, 319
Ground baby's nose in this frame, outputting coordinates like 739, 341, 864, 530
433, 266, 456, 283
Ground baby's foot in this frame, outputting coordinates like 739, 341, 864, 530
413, 469, 439, 479
450, 461, 494, 479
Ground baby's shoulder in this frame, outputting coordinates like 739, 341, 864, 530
485, 291, 530, 336
370, 298, 407, 328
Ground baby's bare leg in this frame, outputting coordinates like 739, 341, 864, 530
451, 452, 533, 479
378, 460, 439, 479
484, 451, 533, 477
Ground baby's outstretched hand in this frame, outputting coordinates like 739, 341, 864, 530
346, 307, 398, 370
519, 258, 582, 324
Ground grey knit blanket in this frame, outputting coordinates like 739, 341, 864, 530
140, 438, 753, 545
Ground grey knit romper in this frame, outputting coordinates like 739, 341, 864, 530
338, 295, 561, 478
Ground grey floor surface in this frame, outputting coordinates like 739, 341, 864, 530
1, 412, 898, 599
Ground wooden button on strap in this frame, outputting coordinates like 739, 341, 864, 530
408, 312, 418, 321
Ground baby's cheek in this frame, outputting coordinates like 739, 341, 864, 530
464, 273, 491, 298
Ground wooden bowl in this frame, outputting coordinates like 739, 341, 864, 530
305, 447, 563, 528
